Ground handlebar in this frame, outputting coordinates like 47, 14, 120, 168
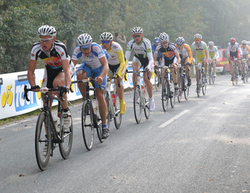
23, 85, 67, 102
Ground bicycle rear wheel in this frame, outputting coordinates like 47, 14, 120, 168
59, 109, 73, 159
134, 85, 142, 124
104, 91, 111, 129
234, 66, 238, 85
81, 100, 94, 151
35, 112, 51, 171
161, 78, 169, 112
114, 92, 122, 129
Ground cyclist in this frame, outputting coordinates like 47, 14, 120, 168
227, 37, 242, 83
191, 34, 209, 88
27, 25, 74, 128
240, 40, 250, 73
100, 32, 127, 115
207, 41, 218, 77
71, 33, 109, 139
175, 37, 193, 86
125, 27, 155, 111
154, 32, 180, 89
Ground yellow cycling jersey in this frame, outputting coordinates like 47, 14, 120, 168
101, 41, 126, 77
191, 41, 208, 63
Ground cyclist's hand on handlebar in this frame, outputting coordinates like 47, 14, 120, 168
31, 85, 40, 92
95, 76, 103, 85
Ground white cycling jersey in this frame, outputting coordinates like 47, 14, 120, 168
72, 43, 107, 69
125, 37, 154, 71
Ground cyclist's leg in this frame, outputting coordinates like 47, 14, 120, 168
212, 59, 216, 75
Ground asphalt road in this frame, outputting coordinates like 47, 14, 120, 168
1, 74, 250, 193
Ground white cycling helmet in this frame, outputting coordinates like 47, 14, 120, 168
194, 33, 202, 39
100, 32, 113, 41
159, 32, 169, 42
38, 25, 56, 37
131, 27, 143, 35
77, 33, 93, 48
242, 40, 247, 45
208, 41, 214, 46
176, 37, 185, 45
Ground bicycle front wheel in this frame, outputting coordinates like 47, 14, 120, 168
114, 92, 122, 129
81, 100, 94, 151
161, 78, 169, 112
170, 80, 176, 108
134, 85, 142, 124
202, 75, 207, 96
177, 75, 182, 103
197, 70, 201, 97
59, 109, 73, 159
144, 98, 150, 119
35, 112, 51, 171
104, 91, 111, 129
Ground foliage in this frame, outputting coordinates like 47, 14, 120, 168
1, 0, 250, 73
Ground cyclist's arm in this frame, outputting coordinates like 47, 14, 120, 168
72, 59, 78, 66
146, 51, 154, 70
99, 56, 109, 80
184, 44, 193, 64
125, 50, 131, 69
27, 59, 37, 87
62, 59, 71, 89
175, 51, 181, 64
205, 50, 209, 63
116, 48, 126, 77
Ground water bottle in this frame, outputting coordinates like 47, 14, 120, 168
111, 94, 116, 105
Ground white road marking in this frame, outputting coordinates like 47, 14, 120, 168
158, 110, 189, 128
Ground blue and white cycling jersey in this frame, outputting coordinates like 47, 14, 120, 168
72, 42, 109, 69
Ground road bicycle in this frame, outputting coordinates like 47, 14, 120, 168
23, 85, 73, 171
128, 70, 150, 124
104, 75, 122, 130
1, 84, 13, 107
177, 59, 189, 102
196, 62, 207, 97
71, 75, 103, 151
160, 66, 176, 111
208, 60, 215, 85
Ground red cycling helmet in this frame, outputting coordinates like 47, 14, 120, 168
230, 37, 236, 44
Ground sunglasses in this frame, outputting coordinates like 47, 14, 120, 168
39, 37, 53, 43
161, 42, 168, 44
133, 35, 141, 38
102, 40, 110, 44
177, 44, 182, 46
195, 38, 201, 41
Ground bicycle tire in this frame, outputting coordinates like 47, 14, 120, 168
170, 79, 176, 108
185, 85, 189, 100
134, 85, 142, 124
161, 78, 169, 112
144, 97, 150, 119
35, 112, 51, 171
234, 66, 238, 85
59, 109, 73, 159
81, 100, 94, 151
202, 73, 207, 95
114, 92, 122, 129
197, 70, 201, 97
208, 66, 212, 85
104, 91, 111, 129
96, 112, 103, 143
177, 74, 182, 103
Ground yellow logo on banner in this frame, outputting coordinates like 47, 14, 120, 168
1, 84, 13, 107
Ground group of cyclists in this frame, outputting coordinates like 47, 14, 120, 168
27, 25, 250, 141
